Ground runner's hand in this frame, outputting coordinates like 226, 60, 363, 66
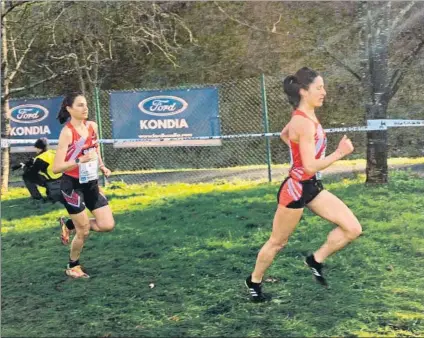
78, 151, 97, 163
337, 135, 354, 158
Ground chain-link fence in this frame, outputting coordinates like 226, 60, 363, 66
92, 74, 424, 185
7, 73, 424, 187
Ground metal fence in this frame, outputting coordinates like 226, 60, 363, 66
8, 73, 424, 186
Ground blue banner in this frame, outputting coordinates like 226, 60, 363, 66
8, 96, 63, 151
109, 87, 221, 147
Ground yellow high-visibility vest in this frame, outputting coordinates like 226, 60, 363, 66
35, 149, 62, 180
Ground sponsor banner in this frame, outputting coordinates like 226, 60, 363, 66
8, 96, 63, 153
109, 88, 221, 147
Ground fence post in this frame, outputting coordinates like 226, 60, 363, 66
93, 86, 107, 186
260, 74, 272, 183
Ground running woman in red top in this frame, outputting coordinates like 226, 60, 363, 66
53, 92, 115, 278
246, 67, 362, 301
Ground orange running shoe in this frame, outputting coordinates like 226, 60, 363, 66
59, 216, 73, 245
65, 265, 90, 278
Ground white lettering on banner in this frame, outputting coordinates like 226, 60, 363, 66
138, 96, 188, 116
140, 119, 189, 130
17, 111, 41, 120
10, 125, 51, 136
150, 100, 177, 112
10, 104, 49, 124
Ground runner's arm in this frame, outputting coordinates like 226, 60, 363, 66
298, 121, 343, 175
52, 128, 78, 174
90, 122, 106, 169
280, 124, 290, 146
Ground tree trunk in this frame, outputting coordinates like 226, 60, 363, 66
366, 130, 388, 184
1, 0, 10, 193
1, 98, 11, 193
361, 2, 390, 184
365, 103, 388, 184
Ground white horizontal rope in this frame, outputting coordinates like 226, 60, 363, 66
2, 119, 424, 148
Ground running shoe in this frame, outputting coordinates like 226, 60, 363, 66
304, 254, 328, 287
65, 265, 90, 278
59, 216, 73, 245
245, 275, 270, 302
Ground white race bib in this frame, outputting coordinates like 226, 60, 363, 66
79, 159, 99, 184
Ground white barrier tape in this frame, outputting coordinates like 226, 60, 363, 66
368, 119, 424, 128
2, 119, 424, 148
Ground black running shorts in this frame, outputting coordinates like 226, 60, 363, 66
277, 175, 324, 209
60, 174, 108, 214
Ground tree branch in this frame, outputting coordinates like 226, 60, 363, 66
93, 49, 99, 85
80, 39, 93, 84
1, 0, 30, 19
271, 14, 282, 33
49, 52, 78, 61
131, 24, 179, 66
391, 1, 416, 32
2, 66, 91, 100
108, 37, 113, 60
150, 39, 178, 67
140, 40, 152, 55
51, 6, 66, 46
73, 43, 86, 94
321, 45, 362, 81
9, 31, 18, 64
388, 38, 424, 99
392, 7, 424, 43
6, 35, 37, 83
214, 1, 284, 36
170, 12, 196, 45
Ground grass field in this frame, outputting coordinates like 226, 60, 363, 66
2, 170, 424, 337
108, 157, 424, 176
8, 157, 424, 183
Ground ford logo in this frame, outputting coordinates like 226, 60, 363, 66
10, 104, 49, 124
138, 96, 188, 117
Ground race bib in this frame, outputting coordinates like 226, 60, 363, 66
79, 159, 99, 184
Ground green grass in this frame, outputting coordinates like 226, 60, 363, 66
109, 157, 424, 176
7, 157, 424, 182
2, 170, 424, 337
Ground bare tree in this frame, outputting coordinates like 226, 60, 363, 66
49, 2, 194, 92
216, 1, 424, 184
319, 1, 424, 183
1, 1, 195, 192
0, 1, 89, 192
1, 0, 37, 192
